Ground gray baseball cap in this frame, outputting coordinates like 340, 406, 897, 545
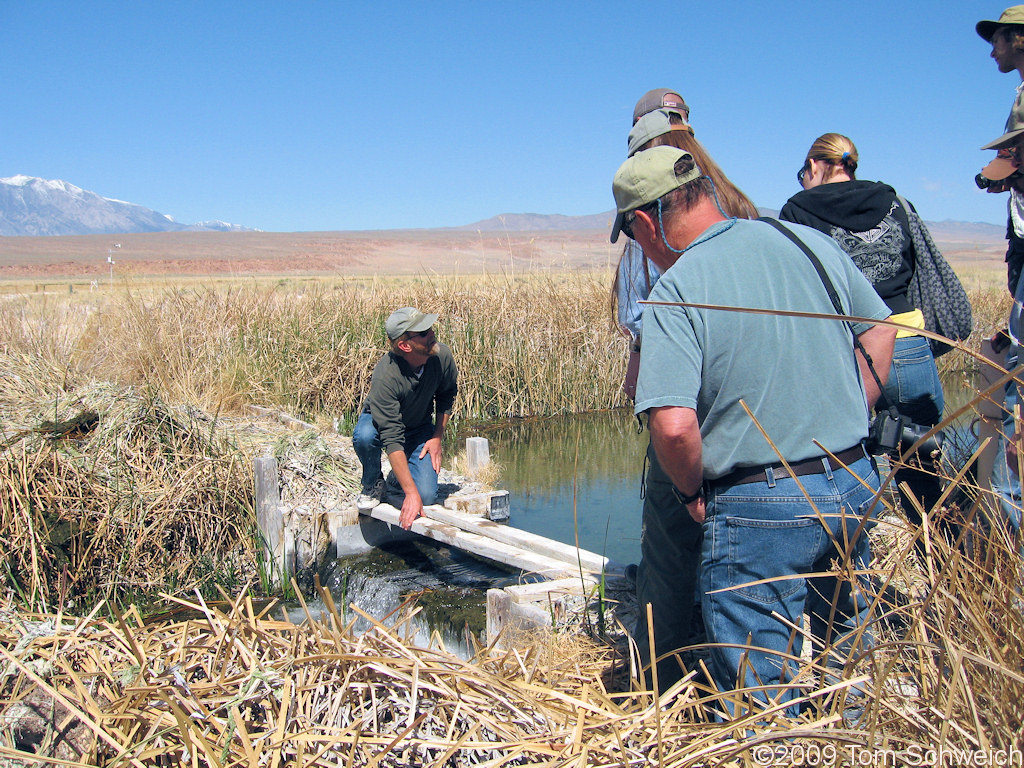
632, 88, 689, 124
627, 108, 691, 157
385, 307, 437, 340
982, 126, 1024, 151
610, 146, 701, 243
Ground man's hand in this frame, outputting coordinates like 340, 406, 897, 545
687, 497, 707, 524
388, 449, 427, 529
399, 490, 424, 530
420, 436, 443, 473
986, 178, 1014, 194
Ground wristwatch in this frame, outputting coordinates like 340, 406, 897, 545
672, 485, 704, 506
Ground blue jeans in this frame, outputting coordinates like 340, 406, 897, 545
881, 335, 943, 427
352, 412, 439, 504
992, 348, 1023, 535
700, 454, 879, 717
879, 335, 945, 523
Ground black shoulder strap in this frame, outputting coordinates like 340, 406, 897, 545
758, 217, 893, 412
759, 217, 845, 316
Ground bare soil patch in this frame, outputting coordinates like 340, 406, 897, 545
0, 228, 622, 283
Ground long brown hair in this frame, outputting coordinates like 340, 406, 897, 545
639, 114, 759, 219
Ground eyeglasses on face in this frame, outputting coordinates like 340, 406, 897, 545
407, 328, 433, 339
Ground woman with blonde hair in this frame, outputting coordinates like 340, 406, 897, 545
780, 132, 946, 531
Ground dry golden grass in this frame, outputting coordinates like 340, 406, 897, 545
0, 273, 629, 423
1, 269, 1023, 763
0, 511, 1021, 768
0, 377, 258, 613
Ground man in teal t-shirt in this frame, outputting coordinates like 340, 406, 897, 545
610, 146, 894, 715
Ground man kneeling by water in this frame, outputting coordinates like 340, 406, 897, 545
352, 307, 458, 530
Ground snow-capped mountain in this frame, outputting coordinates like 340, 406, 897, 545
0, 175, 252, 236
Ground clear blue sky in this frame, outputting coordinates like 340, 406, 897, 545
0, 1, 1017, 232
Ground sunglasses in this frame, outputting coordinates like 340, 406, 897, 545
621, 213, 637, 240
621, 203, 657, 240
407, 328, 432, 338
797, 160, 811, 186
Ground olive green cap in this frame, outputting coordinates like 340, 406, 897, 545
977, 6, 1024, 41
610, 146, 701, 243
627, 108, 692, 157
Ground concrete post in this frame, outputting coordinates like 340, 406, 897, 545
466, 437, 490, 473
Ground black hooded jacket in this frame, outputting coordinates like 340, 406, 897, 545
779, 180, 914, 315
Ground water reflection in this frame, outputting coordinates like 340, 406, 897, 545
471, 409, 649, 567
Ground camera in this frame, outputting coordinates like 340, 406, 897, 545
974, 171, 1022, 189
866, 410, 944, 462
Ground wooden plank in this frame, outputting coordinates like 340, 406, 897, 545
365, 504, 583, 579
420, 506, 609, 574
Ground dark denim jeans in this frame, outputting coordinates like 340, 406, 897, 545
632, 442, 703, 691
352, 412, 439, 504
880, 335, 945, 523
700, 454, 879, 717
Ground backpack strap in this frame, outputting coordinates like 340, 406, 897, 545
758, 217, 894, 413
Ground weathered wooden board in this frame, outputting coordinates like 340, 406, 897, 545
421, 506, 609, 574
365, 503, 586, 579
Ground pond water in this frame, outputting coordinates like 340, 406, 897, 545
473, 369, 986, 569
472, 409, 649, 568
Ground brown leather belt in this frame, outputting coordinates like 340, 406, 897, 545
712, 445, 867, 488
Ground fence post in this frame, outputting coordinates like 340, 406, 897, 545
255, 453, 289, 586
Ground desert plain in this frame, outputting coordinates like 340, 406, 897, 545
0, 220, 1008, 288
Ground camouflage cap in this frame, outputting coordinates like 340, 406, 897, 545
977, 5, 1024, 41
610, 147, 701, 243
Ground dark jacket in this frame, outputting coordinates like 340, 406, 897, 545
361, 343, 458, 455
779, 180, 914, 314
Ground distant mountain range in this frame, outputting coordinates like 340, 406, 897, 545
0, 175, 253, 236
0, 174, 1005, 240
